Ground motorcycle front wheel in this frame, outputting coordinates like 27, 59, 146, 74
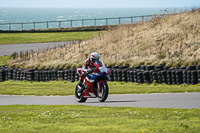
97, 82, 109, 102
75, 84, 87, 103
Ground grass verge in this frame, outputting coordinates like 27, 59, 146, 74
0, 81, 200, 96
0, 56, 10, 66
0, 105, 199, 132
0, 31, 103, 44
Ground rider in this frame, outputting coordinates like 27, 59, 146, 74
77, 52, 100, 93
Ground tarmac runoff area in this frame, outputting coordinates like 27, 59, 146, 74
0, 41, 78, 56
0, 93, 200, 109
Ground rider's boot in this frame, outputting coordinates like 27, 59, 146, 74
77, 79, 84, 93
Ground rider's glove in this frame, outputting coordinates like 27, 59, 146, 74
86, 68, 94, 74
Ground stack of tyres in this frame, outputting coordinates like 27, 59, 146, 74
157, 71, 162, 84
40, 70, 44, 81
64, 70, 68, 80
161, 71, 167, 84
113, 69, 118, 82
126, 70, 130, 82
187, 71, 191, 84
51, 70, 57, 81
129, 70, 134, 82
183, 70, 187, 84
75, 71, 79, 81
141, 65, 146, 71
18, 70, 26, 81
3, 69, 8, 80
137, 71, 144, 84
171, 70, 176, 85
191, 70, 198, 85
48, 70, 52, 81
0, 69, 5, 82
196, 65, 200, 84
44, 70, 49, 81
67, 69, 72, 81
143, 71, 151, 83
122, 69, 127, 82
19, 70, 23, 81
26, 69, 34, 81
71, 69, 76, 82
117, 69, 122, 82
12, 69, 17, 81
152, 71, 158, 83
167, 71, 172, 85
109, 69, 114, 81
34, 70, 40, 81
198, 70, 200, 83
176, 70, 183, 85
57, 70, 64, 80
7, 69, 13, 80
197, 65, 200, 70
45, 70, 50, 81
133, 71, 138, 83
16, 70, 20, 81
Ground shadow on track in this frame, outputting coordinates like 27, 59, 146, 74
87, 100, 137, 103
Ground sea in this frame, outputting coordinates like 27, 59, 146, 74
0, 7, 188, 31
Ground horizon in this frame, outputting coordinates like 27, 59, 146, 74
0, 0, 199, 8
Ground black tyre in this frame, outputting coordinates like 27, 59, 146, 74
75, 84, 87, 103
97, 82, 109, 102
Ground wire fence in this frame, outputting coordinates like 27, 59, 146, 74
0, 14, 166, 31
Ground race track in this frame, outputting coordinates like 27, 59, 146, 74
0, 41, 77, 55
1, 93, 200, 109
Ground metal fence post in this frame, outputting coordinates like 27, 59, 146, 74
47, 21, 48, 29
21, 23, 23, 31
119, 17, 121, 24
106, 18, 108, 25
33, 22, 35, 30
59, 21, 61, 28
131, 17, 133, 24
9, 23, 11, 31
94, 19, 96, 26
142, 16, 144, 23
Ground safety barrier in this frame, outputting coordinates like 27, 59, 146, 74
0, 14, 167, 31
0, 65, 200, 85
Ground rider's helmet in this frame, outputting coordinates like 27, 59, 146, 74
90, 52, 99, 63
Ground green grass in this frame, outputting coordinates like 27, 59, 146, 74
0, 81, 200, 96
0, 31, 103, 44
0, 105, 199, 133
0, 56, 10, 66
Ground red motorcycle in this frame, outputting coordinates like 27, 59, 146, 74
75, 59, 111, 103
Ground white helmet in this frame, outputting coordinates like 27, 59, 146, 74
90, 52, 99, 63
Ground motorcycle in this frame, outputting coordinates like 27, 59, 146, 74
75, 59, 111, 103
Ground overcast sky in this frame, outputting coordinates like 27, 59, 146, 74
0, 0, 199, 8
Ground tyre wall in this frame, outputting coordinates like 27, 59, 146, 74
0, 65, 200, 85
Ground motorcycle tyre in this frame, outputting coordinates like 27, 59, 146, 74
97, 82, 109, 102
75, 84, 87, 103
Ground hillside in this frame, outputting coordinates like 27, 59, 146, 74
8, 9, 200, 69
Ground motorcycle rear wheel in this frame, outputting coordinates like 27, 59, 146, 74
75, 84, 87, 103
97, 82, 109, 102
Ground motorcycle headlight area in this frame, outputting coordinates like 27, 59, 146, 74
99, 67, 108, 74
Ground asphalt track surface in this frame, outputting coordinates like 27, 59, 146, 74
0, 41, 75, 56
1, 93, 200, 109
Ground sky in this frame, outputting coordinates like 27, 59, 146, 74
0, 0, 199, 8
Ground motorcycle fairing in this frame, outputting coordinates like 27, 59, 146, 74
82, 74, 99, 98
